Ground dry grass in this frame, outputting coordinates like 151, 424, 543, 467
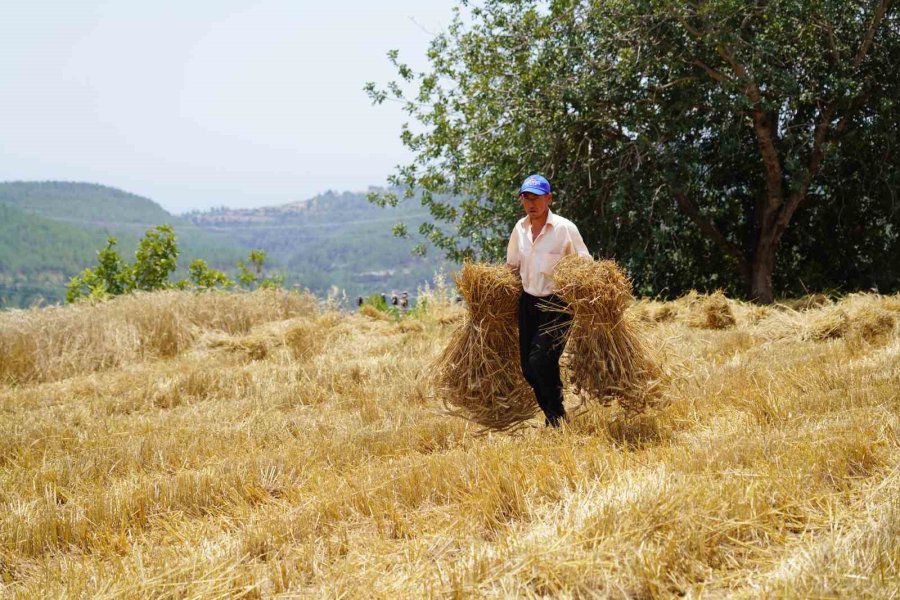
0, 289, 315, 385
1, 288, 899, 598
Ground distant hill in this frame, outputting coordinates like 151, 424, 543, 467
0, 181, 244, 307
0, 204, 119, 307
187, 190, 453, 300
0, 181, 454, 308
0, 181, 174, 227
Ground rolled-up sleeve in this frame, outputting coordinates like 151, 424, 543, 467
506, 229, 520, 266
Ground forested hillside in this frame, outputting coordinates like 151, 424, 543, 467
0, 182, 451, 308
0, 182, 243, 307
0, 204, 120, 307
0, 181, 174, 227
188, 190, 451, 300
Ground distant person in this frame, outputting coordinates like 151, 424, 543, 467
506, 174, 591, 427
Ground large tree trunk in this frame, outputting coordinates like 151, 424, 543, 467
750, 240, 776, 304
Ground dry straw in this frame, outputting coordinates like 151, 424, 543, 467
686, 290, 737, 329
552, 255, 665, 415
0, 288, 315, 385
433, 263, 537, 431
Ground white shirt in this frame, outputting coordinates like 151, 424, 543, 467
506, 209, 591, 297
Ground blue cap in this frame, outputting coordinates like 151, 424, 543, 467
519, 174, 551, 196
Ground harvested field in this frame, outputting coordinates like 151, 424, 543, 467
1, 288, 898, 597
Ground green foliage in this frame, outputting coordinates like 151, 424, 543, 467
0, 203, 118, 307
360, 293, 401, 319
95, 237, 129, 295
364, 293, 390, 312
236, 249, 283, 289
369, 0, 899, 299
130, 225, 179, 292
66, 226, 248, 303
65, 237, 131, 302
188, 259, 233, 290
240, 250, 265, 285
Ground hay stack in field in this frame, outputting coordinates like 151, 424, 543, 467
434, 263, 537, 430
552, 255, 664, 415
806, 307, 850, 341
805, 298, 898, 344
781, 293, 832, 311
686, 291, 736, 329
850, 305, 897, 343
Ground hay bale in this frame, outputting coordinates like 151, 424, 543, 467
686, 291, 736, 330
628, 300, 655, 324
806, 307, 850, 341
879, 294, 900, 313
284, 320, 326, 360
552, 255, 665, 416
653, 304, 679, 323
849, 306, 897, 343
433, 263, 537, 431
780, 293, 832, 311
209, 333, 275, 361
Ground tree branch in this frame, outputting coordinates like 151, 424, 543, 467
854, 0, 892, 68
773, 0, 892, 241
715, 45, 784, 218
691, 60, 730, 82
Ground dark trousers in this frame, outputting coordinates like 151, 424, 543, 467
518, 291, 572, 427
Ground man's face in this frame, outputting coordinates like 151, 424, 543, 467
519, 192, 552, 220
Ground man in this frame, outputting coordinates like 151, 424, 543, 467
506, 174, 591, 427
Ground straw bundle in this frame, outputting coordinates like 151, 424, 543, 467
552, 255, 664, 415
850, 306, 897, 343
686, 291, 737, 329
433, 263, 537, 430
806, 307, 850, 341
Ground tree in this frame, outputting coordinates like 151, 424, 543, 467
67, 226, 180, 302
130, 225, 179, 292
237, 249, 283, 289
188, 259, 233, 290
368, 0, 899, 302
65, 236, 130, 302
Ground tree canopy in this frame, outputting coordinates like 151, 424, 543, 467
368, 0, 899, 301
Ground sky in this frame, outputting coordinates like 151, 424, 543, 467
0, 1, 459, 213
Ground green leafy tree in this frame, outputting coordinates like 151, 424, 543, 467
67, 226, 184, 302
368, 0, 899, 302
188, 259, 233, 290
236, 249, 283, 289
130, 225, 179, 292
65, 237, 130, 302
94, 236, 130, 295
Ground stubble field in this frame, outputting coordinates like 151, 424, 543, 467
1, 285, 898, 598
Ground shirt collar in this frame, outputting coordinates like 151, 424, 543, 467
519, 209, 558, 230
546, 209, 559, 227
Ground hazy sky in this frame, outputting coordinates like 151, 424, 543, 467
1, 1, 458, 213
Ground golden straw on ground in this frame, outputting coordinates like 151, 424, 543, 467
552, 255, 665, 415
433, 263, 536, 431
